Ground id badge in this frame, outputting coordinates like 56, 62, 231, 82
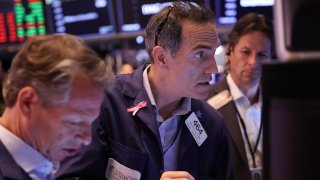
105, 158, 141, 180
251, 167, 262, 180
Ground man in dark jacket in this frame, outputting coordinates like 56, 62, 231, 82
57, 1, 234, 179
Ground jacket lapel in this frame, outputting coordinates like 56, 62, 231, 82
119, 65, 164, 170
220, 101, 248, 164
177, 104, 211, 175
134, 90, 162, 146
209, 78, 249, 165
0, 141, 32, 180
177, 112, 198, 175
119, 64, 160, 141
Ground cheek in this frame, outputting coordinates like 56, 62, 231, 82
181, 68, 196, 82
51, 127, 71, 145
230, 60, 240, 71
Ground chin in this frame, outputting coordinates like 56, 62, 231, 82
193, 92, 209, 100
197, 88, 210, 98
51, 155, 64, 162
48, 151, 66, 162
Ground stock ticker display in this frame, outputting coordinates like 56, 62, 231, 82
0, 0, 46, 46
45, 0, 116, 40
116, 0, 209, 33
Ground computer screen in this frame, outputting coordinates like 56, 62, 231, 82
262, 60, 320, 180
214, 0, 274, 26
45, 0, 116, 41
0, 0, 47, 47
116, 0, 210, 33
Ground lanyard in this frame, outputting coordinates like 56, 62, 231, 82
235, 107, 263, 168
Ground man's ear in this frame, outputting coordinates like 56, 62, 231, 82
152, 46, 168, 65
226, 44, 232, 56
17, 87, 40, 115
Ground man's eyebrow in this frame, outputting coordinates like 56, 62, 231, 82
191, 43, 221, 51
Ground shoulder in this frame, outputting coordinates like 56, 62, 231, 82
0, 141, 31, 180
106, 66, 145, 98
189, 100, 229, 149
0, 140, 13, 161
207, 77, 229, 98
190, 99, 225, 128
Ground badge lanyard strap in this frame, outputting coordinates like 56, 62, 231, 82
235, 107, 263, 168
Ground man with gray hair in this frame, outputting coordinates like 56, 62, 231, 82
0, 34, 113, 180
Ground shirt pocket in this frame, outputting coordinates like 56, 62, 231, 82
107, 138, 148, 174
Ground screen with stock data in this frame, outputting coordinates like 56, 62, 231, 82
116, 0, 210, 33
0, 0, 47, 46
214, 0, 274, 26
45, 0, 116, 40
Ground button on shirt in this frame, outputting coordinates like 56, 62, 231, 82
226, 74, 263, 169
143, 65, 191, 170
0, 125, 59, 180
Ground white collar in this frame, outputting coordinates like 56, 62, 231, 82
226, 74, 245, 101
142, 65, 191, 121
0, 124, 57, 176
143, 64, 156, 106
226, 74, 262, 105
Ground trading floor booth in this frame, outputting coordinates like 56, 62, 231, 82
262, 0, 320, 180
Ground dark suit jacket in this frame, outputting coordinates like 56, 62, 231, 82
0, 140, 32, 180
207, 78, 252, 180
57, 64, 234, 180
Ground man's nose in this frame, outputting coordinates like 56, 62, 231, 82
205, 56, 218, 74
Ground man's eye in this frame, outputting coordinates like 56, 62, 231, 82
67, 120, 79, 126
258, 53, 268, 58
241, 51, 250, 55
195, 51, 204, 58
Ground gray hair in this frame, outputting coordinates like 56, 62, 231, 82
3, 34, 114, 107
145, 1, 216, 61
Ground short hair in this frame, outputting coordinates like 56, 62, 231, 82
3, 34, 114, 107
227, 13, 274, 55
145, 1, 216, 61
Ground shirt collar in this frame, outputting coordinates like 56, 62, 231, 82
227, 74, 245, 101
0, 124, 56, 177
143, 64, 156, 106
143, 65, 191, 122
226, 74, 262, 106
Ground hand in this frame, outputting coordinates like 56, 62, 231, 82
160, 171, 195, 180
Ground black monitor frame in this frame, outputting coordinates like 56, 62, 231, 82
262, 60, 320, 180
273, 0, 320, 60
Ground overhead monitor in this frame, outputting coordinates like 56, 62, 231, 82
45, 0, 116, 42
0, 0, 47, 48
214, 0, 274, 26
116, 0, 209, 34
273, 0, 320, 60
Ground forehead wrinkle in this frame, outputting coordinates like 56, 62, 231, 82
189, 35, 220, 51
183, 23, 220, 51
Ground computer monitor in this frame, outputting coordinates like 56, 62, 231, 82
262, 60, 320, 180
45, 0, 116, 42
274, 0, 320, 60
0, 0, 47, 48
